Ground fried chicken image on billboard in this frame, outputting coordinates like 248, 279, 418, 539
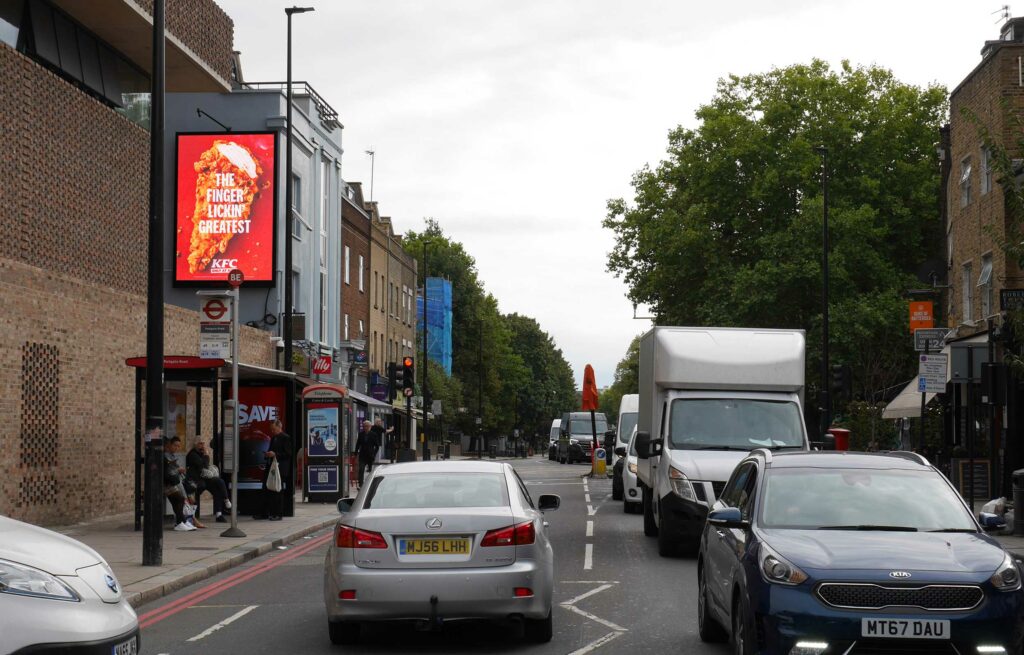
186, 140, 263, 274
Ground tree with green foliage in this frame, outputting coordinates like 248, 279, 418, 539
503, 313, 577, 437
603, 60, 948, 425
599, 335, 641, 423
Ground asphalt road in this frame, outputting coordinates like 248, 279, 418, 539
138, 456, 731, 654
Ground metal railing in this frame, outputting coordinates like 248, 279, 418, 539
240, 81, 342, 131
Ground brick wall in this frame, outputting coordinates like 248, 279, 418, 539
0, 258, 275, 526
947, 44, 1024, 330
341, 198, 370, 342
0, 43, 150, 297
134, 0, 235, 82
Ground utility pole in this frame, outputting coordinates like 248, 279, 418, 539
816, 145, 831, 436
478, 317, 483, 458
422, 240, 429, 460
143, 0, 166, 567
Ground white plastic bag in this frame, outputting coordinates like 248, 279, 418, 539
266, 460, 283, 493
982, 497, 1007, 516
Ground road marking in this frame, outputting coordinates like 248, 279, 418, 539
583, 478, 589, 489
584, 543, 593, 570
587, 504, 598, 516
586, 520, 593, 537
561, 603, 626, 631
585, 493, 591, 503
566, 631, 625, 655
563, 583, 613, 606
560, 580, 620, 584
187, 605, 258, 641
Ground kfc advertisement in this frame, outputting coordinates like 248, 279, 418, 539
232, 385, 287, 489
175, 132, 277, 285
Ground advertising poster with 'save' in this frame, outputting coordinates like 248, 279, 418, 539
307, 404, 339, 457
174, 132, 277, 285
234, 385, 286, 489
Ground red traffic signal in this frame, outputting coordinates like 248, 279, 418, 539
402, 357, 414, 390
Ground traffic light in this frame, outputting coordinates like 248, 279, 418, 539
831, 363, 851, 401
387, 362, 398, 402
402, 356, 415, 392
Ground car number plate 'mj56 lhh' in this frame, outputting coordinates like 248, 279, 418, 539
861, 618, 950, 640
399, 538, 471, 555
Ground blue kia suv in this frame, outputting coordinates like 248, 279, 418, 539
698, 450, 1024, 654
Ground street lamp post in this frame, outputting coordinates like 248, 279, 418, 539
422, 240, 429, 460
816, 145, 831, 437
283, 6, 314, 375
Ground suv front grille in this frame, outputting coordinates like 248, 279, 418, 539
817, 583, 982, 611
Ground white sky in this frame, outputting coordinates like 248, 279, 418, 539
219, 0, 1002, 386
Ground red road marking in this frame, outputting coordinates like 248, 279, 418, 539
138, 532, 333, 629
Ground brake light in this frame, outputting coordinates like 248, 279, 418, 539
481, 520, 535, 547
338, 590, 357, 600
335, 524, 388, 549
514, 587, 533, 597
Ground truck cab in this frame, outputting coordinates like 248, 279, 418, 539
634, 327, 809, 557
558, 412, 608, 464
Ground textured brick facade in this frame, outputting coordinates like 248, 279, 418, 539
947, 39, 1024, 331
135, 0, 235, 82
342, 185, 371, 343
0, 259, 274, 526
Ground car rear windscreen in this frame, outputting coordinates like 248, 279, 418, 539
364, 473, 510, 509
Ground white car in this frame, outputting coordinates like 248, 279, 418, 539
323, 460, 559, 644
619, 428, 642, 514
0, 515, 139, 655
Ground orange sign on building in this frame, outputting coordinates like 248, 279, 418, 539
909, 301, 934, 333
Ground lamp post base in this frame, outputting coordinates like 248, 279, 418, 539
220, 526, 247, 538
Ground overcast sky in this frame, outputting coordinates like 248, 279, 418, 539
220, 0, 1002, 386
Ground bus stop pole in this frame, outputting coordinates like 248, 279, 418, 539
222, 287, 245, 537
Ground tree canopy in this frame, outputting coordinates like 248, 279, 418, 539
603, 60, 948, 421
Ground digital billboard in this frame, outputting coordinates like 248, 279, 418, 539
174, 132, 277, 285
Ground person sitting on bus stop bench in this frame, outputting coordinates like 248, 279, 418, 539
164, 438, 195, 532
186, 440, 230, 523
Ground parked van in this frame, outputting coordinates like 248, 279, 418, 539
611, 394, 639, 499
634, 327, 809, 556
557, 412, 608, 464
547, 419, 561, 460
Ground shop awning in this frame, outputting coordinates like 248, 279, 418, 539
882, 379, 938, 419
347, 388, 393, 411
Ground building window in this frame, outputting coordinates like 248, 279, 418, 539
292, 268, 301, 312
979, 254, 993, 318
962, 262, 973, 323
321, 158, 330, 225
344, 313, 349, 341
373, 273, 378, 308
358, 320, 364, 339
320, 271, 328, 342
358, 255, 365, 292
981, 147, 993, 195
344, 246, 351, 285
960, 157, 972, 208
291, 174, 303, 238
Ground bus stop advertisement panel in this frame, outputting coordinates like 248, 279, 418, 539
303, 384, 347, 503
223, 382, 291, 516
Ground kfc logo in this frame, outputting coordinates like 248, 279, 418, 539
209, 258, 240, 274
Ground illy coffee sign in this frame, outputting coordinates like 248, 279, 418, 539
312, 355, 332, 375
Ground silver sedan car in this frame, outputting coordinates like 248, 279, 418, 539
323, 460, 559, 644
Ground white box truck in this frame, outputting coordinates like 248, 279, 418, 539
634, 327, 809, 556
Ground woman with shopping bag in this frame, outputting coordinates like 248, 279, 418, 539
254, 419, 291, 521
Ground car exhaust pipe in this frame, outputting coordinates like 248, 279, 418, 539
428, 595, 442, 631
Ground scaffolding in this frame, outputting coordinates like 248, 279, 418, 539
417, 277, 453, 375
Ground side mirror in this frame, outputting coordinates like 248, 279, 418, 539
337, 497, 355, 514
538, 494, 560, 511
614, 446, 626, 457
708, 507, 749, 529
635, 431, 651, 460
978, 512, 1005, 533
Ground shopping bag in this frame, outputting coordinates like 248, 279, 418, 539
266, 460, 283, 492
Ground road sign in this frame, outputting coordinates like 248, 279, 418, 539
432, 400, 442, 415
909, 301, 934, 333
918, 353, 948, 393
199, 297, 232, 359
227, 268, 244, 288
404, 387, 414, 397
914, 328, 948, 351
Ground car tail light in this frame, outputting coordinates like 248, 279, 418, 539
338, 590, 357, 600
335, 524, 388, 549
481, 521, 535, 547
514, 587, 533, 597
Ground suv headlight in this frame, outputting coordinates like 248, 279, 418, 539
668, 466, 696, 501
759, 542, 808, 586
991, 552, 1021, 591
0, 559, 80, 601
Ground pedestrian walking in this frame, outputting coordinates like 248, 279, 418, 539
371, 418, 394, 463
186, 440, 230, 523
354, 420, 379, 488
254, 419, 292, 521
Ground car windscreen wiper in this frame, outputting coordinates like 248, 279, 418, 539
926, 528, 978, 533
817, 525, 918, 531
768, 445, 804, 450
688, 446, 751, 451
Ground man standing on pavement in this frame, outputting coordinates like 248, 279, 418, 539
255, 419, 292, 521
371, 418, 394, 463
354, 420, 379, 488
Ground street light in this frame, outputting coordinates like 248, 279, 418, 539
816, 145, 831, 435
283, 5, 314, 376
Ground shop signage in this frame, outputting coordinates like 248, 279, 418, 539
918, 353, 947, 393
1001, 289, 1024, 311
174, 132, 277, 286
312, 355, 332, 375
909, 301, 934, 333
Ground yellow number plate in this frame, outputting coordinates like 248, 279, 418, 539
400, 538, 470, 555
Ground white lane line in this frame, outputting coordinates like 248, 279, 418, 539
584, 543, 593, 570
584, 493, 591, 503
560, 580, 620, 584
586, 520, 593, 537
583, 478, 589, 489
186, 605, 259, 642
563, 583, 613, 606
587, 505, 598, 516
561, 603, 626, 632
566, 630, 625, 655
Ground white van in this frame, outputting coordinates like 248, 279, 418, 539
547, 419, 561, 460
611, 394, 638, 499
